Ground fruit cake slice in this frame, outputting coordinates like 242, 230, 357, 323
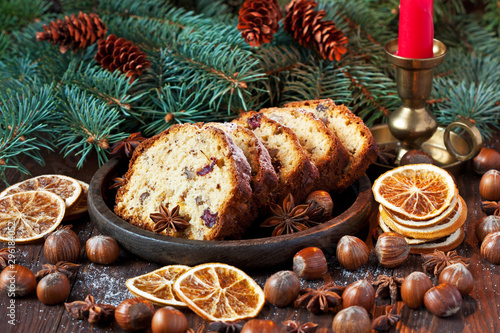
259, 107, 349, 192
232, 112, 319, 204
284, 99, 377, 190
114, 123, 253, 240
205, 122, 278, 211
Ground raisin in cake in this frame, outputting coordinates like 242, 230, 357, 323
259, 107, 349, 191
232, 112, 319, 204
205, 122, 278, 212
114, 123, 253, 240
284, 99, 377, 190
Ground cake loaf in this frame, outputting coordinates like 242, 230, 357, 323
114, 123, 253, 240
259, 107, 349, 191
232, 111, 319, 204
284, 99, 377, 190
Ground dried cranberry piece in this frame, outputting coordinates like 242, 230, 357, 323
316, 104, 328, 112
201, 209, 218, 228
247, 113, 262, 129
197, 157, 217, 176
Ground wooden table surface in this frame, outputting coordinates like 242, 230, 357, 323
1, 134, 499, 333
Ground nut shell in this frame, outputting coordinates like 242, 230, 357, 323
0, 264, 36, 297
336, 235, 369, 270
332, 306, 371, 333
401, 271, 433, 309
481, 231, 500, 264
44, 226, 81, 264
151, 307, 188, 333
241, 319, 280, 333
424, 283, 462, 317
342, 279, 375, 312
86, 235, 120, 265
36, 272, 71, 305
264, 270, 300, 307
479, 170, 500, 201
305, 190, 334, 217
476, 215, 500, 242
293, 247, 328, 280
438, 263, 474, 297
473, 147, 500, 174
115, 298, 155, 331
374, 232, 409, 268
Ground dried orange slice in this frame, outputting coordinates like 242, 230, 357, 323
173, 263, 265, 322
125, 265, 190, 307
0, 191, 65, 243
63, 181, 89, 221
372, 164, 457, 220
0, 175, 82, 208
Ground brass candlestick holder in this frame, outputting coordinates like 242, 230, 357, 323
383, 38, 482, 164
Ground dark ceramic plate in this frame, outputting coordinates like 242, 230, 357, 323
88, 158, 373, 269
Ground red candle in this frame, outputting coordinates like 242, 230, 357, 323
397, 0, 434, 58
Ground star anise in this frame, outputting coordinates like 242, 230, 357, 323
36, 261, 81, 280
376, 145, 397, 166
482, 200, 500, 216
283, 320, 318, 333
109, 177, 125, 190
64, 295, 115, 325
261, 193, 312, 236
150, 204, 190, 234
0, 248, 13, 270
422, 250, 470, 276
372, 305, 401, 332
372, 275, 404, 304
208, 321, 244, 332
187, 324, 207, 333
110, 132, 147, 158
294, 283, 344, 314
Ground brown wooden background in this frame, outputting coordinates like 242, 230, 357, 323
0, 134, 499, 333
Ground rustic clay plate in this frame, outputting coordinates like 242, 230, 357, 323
88, 158, 373, 269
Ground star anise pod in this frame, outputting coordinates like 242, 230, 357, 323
150, 204, 190, 234
482, 200, 500, 216
422, 250, 470, 277
294, 283, 344, 314
187, 324, 207, 333
65, 295, 115, 324
109, 177, 125, 190
372, 275, 404, 304
283, 320, 318, 333
0, 248, 13, 270
36, 261, 81, 280
110, 132, 146, 159
376, 145, 397, 166
208, 321, 244, 332
372, 304, 401, 332
261, 193, 312, 236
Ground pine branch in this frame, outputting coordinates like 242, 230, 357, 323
0, 0, 50, 31
56, 86, 128, 168
0, 31, 11, 55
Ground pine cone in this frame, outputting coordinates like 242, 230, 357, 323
284, 0, 348, 61
36, 12, 107, 53
95, 34, 151, 82
237, 0, 282, 47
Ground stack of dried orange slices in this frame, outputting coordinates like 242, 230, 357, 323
372, 164, 466, 254
0, 175, 88, 243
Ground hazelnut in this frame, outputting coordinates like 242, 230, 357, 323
151, 307, 188, 333
476, 215, 500, 242
473, 147, 500, 174
293, 247, 328, 280
479, 170, 500, 201
115, 298, 155, 331
36, 272, 71, 305
424, 283, 462, 317
86, 235, 120, 265
481, 231, 500, 264
342, 279, 375, 312
241, 319, 280, 333
44, 225, 81, 264
264, 270, 300, 307
401, 271, 433, 309
400, 149, 435, 166
374, 232, 409, 268
305, 190, 334, 218
438, 263, 474, 297
0, 264, 36, 297
336, 235, 369, 270
332, 306, 371, 333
